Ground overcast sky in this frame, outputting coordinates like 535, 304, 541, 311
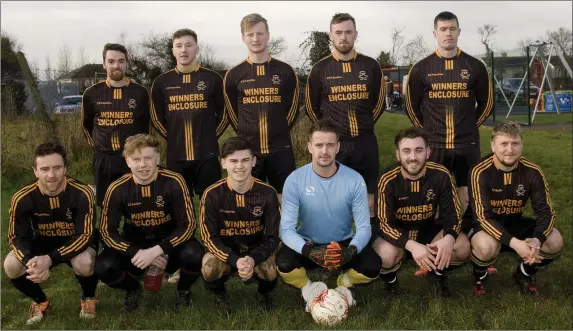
2, 1, 572, 78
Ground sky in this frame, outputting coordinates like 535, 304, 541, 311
2, 1, 572, 79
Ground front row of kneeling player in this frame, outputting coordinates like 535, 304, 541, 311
5, 119, 563, 325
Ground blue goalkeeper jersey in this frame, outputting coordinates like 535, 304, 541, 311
279, 162, 371, 253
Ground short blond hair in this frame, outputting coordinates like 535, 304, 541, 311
491, 121, 523, 140
122, 134, 160, 158
240, 13, 268, 35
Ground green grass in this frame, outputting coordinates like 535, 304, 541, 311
1, 113, 572, 329
495, 111, 573, 126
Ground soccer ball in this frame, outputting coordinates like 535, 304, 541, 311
309, 288, 350, 326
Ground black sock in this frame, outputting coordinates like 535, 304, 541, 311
177, 268, 201, 291
10, 275, 47, 303
108, 271, 139, 292
204, 275, 228, 296
518, 257, 554, 278
470, 252, 494, 282
75, 273, 99, 299
441, 261, 464, 273
380, 261, 401, 283
255, 276, 277, 295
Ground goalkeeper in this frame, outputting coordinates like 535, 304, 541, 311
277, 119, 381, 307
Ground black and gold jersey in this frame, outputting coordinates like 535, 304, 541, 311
224, 57, 299, 154
151, 65, 227, 163
8, 177, 96, 266
100, 168, 196, 257
377, 162, 462, 248
468, 154, 555, 246
305, 51, 385, 140
405, 49, 494, 149
82, 79, 150, 153
199, 177, 281, 268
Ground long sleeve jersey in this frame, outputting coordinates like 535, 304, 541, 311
405, 49, 494, 149
151, 65, 227, 163
377, 162, 462, 249
468, 154, 555, 246
82, 79, 150, 153
305, 51, 385, 140
223, 57, 299, 154
280, 162, 371, 253
8, 177, 96, 266
100, 168, 196, 257
199, 177, 281, 268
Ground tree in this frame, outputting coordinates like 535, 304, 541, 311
1, 33, 28, 117
376, 50, 393, 68
76, 45, 88, 68
389, 26, 405, 66
57, 43, 73, 78
546, 27, 572, 58
478, 24, 497, 55
402, 35, 430, 67
199, 44, 227, 71
44, 54, 53, 81
268, 36, 287, 57
299, 31, 331, 67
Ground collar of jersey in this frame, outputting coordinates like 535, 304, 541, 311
332, 50, 358, 62
246, 56, 272, 65
435, 48, 462, 59
175, 64, 200, 74
105, 78, 131, 88
226, 176, 255, 193
400, 165, 427, 182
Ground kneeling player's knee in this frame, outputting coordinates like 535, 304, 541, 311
255, 256, 278, 281
471, 233, 499, 260
454, 234, 471, 261
543, 229, 563, 254
201, 253, 226, 281
3, 252, 26, 279
72, 251, 96, 276
94, 255, 121, 283
179, 241, 205, 271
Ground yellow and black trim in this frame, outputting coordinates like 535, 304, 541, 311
372, 70, 386, 122
235, 194, 246, 208
259, 111, 269, 154
377, 166, 403, 240
160, 169, 195, 246
141, 185, 151, 197
410, 180, 420, 193
113, 88, 122, 100
286, 72, 300, 126
426, 162, 462, 232
404, 64, 423, 128
503, 173, 512, 185
470, 156, 502, 241
445, 60, 454, 70
223, 61, 248, 130
149, 70, 172, 137
476, 62, 494, 127
305, 55, 333, 123
348, 110, 359, 137
100, 174, 132, 252
184, 119, 194, 160
519, 157, 555, 237
342, 62, 352, 73
445, 106, 455, 149
256, 65, 266, 76
200, 179, 230, 262
8, 183, 38, 263
57, 180, 95, 257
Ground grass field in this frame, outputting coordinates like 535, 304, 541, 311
1, 112, 571, 330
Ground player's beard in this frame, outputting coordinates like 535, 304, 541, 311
498, 155, 519, 168
110, 70, 125, 82
333, 41, 354, 55
401, 158, 426, 177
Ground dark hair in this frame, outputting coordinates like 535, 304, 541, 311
434, 11, 459, 29
309, 119, 339, 141
330, 13, 356, 29
172, 28, 198, 44
394, 127, 429, 148
220, 137, 254, 159
102, 43, 128, 61
34, 141, 67, 168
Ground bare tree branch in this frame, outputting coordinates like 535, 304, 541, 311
268, 36, 287, 57
478, 24, 497, 54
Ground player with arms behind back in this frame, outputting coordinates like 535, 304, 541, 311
224, 13, 300, 201
405, 11, 493, 233
305, 12, 386, 227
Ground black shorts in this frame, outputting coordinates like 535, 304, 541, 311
168, 157, 222, 199
252, 148, 296, 193
468, 216, 538, 252
94, 151, 130, 207
337, 135, 379, 194
429, 146, 481, 187
276, 238, 381, 279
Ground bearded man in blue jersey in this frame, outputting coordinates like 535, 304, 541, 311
277, 118, 381, 310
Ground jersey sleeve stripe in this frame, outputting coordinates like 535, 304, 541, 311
377, 167, 402, 239
160, 170, 195, 246
372, 68, 385, 122
100, 175, 132, 251
149, 80, 168, 137
470, 158, 502, 240
404, 64, 423, 128
58, 182, 95, 256
519, 158, 556, 236
287, 72, 300, 125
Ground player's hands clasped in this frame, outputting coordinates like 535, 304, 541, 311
326, 242, 357, 270
237, 256, 255, 280
427, 234, 455, 270
407, 240, 437, 271
132, 245, 164, 269
26, 255, 52, 283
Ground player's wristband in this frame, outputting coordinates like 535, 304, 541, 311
444, 229, 458, 240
